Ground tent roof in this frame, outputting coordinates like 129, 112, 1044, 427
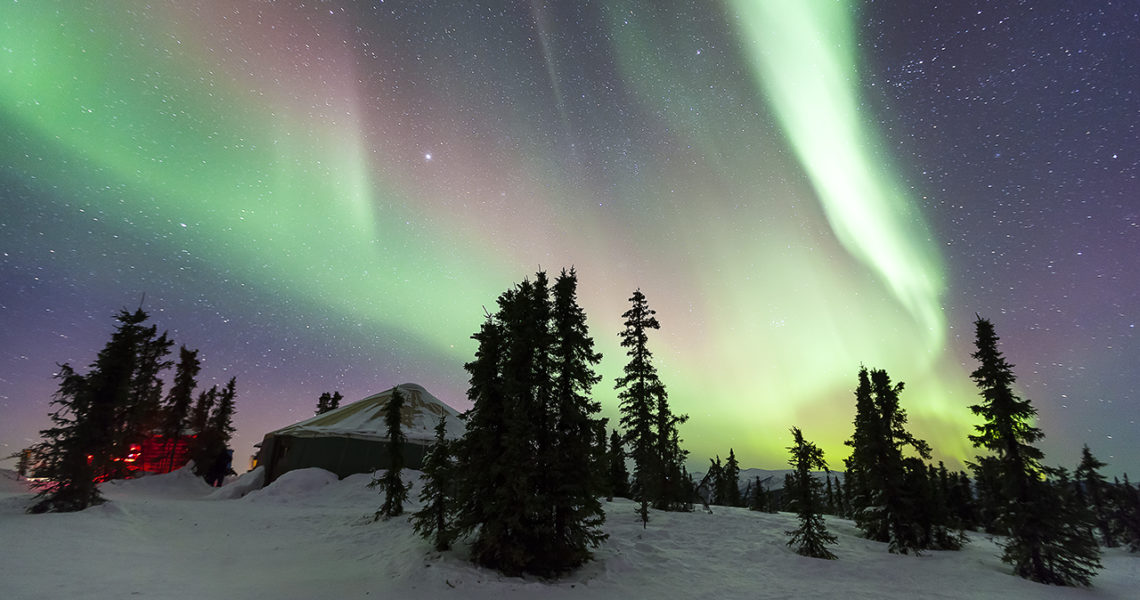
266, 383, 464, 443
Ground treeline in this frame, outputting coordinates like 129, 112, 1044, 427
759, 316, 1132, 587
28, 308, 238, 513
390, 269, 687, 576
396, 268, 1137, 587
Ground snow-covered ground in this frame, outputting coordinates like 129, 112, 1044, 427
1, 467, 1136, 599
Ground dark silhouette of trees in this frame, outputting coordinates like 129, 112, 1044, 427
162, 346, 200, 470
412, 415, 456, 551
1075, 445, 1115, 547
843, 365, 962, 553
616, 289, 689, 525
31, 309, 165, 512
452, 269, 607, 576
315, 391, 343, 415
606, 429, 630, 500
969, 316, 1100, 586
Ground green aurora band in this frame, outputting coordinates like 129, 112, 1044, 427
1, 1, 980, 469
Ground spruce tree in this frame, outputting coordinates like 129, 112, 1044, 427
785, 427, 838, 559
30, 309, 153, 512
1030, 467, 1103, 586
548, 268, 608, 566
969, 455, 1003, 533
968, 316, 1101, 585
616, 289, 662, 521
825, 476, 836, 515
453, 317, 512, 562
724, 449, 742, 507
616, 289, 688, 516
607, 429, 630, 500
191, 377, 237, 478
1115, 474, 1140, 551
453, 270, 607, 576
705, 456, 725, 505
162, 346, 200, 470
119, 325, 172, 474
189, 386, 218, 435
315, 392, 332, 415
1075, 445, 1115, 547
749, 476, 766, 511
845, 366, 934, 553
374, 385, 410, 519
843, 367, 876, 530
315, 391, 343, 415
411, 415, 455, 551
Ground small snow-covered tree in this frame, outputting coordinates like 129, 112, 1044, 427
785, 427, 837, 559
411, 415, 455, 551
373, 386, 410, 520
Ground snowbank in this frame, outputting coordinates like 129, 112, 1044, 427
241, 467, 339, 504
100, 463, 214, 500
207, 466, 266, 500
1, 469, 1137, 600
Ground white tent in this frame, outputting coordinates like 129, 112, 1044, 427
256, 383, 464, 483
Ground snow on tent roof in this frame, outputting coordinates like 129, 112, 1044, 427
267, 383, 464, 443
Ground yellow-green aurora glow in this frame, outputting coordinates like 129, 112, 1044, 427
1, 1, 985, 469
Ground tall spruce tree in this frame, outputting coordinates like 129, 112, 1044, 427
31, 309, 153, 512
616, 288, 688, 519
845, 366, 937, 553
706, 456, 724, 505
616, 289, 661, 524
412, 415, 455, 551
191, 377, 237, 478
453, 317, 511, 563
374, 386, 410, 519
968, 316, 1101, 585
1075, 445, 1115, 547
607, 429, 630, 500
843, 367, 876, 530
189, 386, 218, 436
162, 346, 200, 470
453, 269, 607, 576
548, 268, 608, 566
119, 325, 172, 475
785, 427, 838, 559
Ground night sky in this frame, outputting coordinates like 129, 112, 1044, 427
2, 1, 1136, 476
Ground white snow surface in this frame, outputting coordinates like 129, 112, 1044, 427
1, 467, 1137, 600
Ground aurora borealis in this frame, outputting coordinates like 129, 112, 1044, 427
2, 1, 1137, 474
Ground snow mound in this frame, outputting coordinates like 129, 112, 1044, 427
207, 466, 265, 500
101, 464, 213, 500
243, 467, 339, 504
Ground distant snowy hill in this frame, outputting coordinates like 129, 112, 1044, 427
1, 467, 1136, 599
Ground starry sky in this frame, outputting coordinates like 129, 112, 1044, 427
1, 1, 1136, 476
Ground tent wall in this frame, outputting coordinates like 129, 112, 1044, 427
260, 434, 430, 484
